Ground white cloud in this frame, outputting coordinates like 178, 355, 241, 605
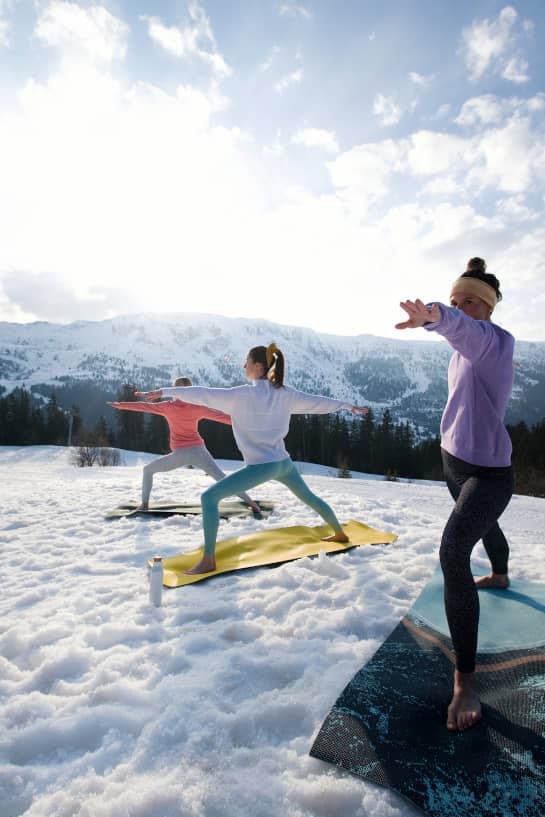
0, 19, 9, 47
262, 135, 284, 158
1, 269, 141, 322
34, 1, 128, 63
456, 93, 545, 127
292, 128, 339, 154
274, 68, 303, 93
497, 228, 545, 288
0, 0, 11, 47
380, 202, 496, 252
434, 103, 451, 120
373, 93, 402, 126
2, 12, 545, 341
0, 64, 257, 318
259, 45, 280, 72
462, 5, 530, 84
407, 130, 474, 176
421, 176, 464, 196
327, 139, 407, 213
470, 118, 539, 194
408, 110, 544, 199
501, 55, 529, 83
326, 92, 545, 219
141, 1, 231, 78
456, 94, 509, 126
527, 93, 545, 112
0, 0, 17, 46
495, 195, 539, 222
279, 4, 312, 19
408, 71, 433, 87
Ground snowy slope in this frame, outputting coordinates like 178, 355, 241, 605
1, 446, 543, 817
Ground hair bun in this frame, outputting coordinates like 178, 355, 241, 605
466, 257, 487, 274
460, 258, 502, 302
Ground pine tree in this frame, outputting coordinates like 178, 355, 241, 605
353, 407, 375, 474
45, 391, 68, 444
145, 413, 170, 454
374, 408, 394, 475
115, 384, 145, 450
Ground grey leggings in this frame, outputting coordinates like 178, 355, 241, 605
142, 445, 254, 507
440, 449, 514, 673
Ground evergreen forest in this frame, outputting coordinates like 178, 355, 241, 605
1, 385, 544, 497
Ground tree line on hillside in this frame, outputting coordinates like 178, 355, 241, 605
1, 385, 544, 497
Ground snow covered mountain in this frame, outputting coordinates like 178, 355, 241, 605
1, 312, 544, 436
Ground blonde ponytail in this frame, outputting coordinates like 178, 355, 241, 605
248, 344, 285, 388
266, 343, 284, 388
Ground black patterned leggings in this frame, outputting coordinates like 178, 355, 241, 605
440, 449, 514, 673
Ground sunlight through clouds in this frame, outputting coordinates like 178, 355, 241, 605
0, 1, 544, 341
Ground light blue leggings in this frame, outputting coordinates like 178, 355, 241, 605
201, 457, 343, 555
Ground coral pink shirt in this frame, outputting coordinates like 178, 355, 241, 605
109, 400, 232, 450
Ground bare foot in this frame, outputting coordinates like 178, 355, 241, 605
184, 554, 216, 574
474, 573, 510, 589
136, 502, 149, 511
321, 531, 349, 543
447, 670, 482, 732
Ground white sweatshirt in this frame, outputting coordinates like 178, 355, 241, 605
161, 380, 351, 465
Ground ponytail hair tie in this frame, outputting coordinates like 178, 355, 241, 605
266, 342, 280, 368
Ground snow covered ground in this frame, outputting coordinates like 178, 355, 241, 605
1, 446, 543, 817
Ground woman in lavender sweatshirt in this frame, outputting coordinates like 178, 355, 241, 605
396, 258, 514, 734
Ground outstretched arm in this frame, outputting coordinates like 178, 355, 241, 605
134, 390, 162, 401
107, 400, 158, 414
397, 300, 511, 363
139, 385, 241, 414
395, 299, 440, 330
198, 407, 233, 425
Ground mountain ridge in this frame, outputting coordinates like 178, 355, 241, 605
1, 312, 544, 436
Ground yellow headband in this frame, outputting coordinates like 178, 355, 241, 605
266, 342, 280, 368
450, 276, 498, 310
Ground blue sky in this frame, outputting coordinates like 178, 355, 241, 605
0, 1, 544, 340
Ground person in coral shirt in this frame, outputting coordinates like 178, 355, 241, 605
108, 376, 259, 512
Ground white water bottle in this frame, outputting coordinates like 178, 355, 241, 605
149, 556, 163, 607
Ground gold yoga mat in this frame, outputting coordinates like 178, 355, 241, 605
151, 520, 397, 587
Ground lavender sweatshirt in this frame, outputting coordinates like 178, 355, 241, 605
424, 304, 514, 468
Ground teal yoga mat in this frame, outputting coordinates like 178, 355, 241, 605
310, 567, 545, 817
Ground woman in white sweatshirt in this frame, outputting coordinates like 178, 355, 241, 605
136, 343, 367, 574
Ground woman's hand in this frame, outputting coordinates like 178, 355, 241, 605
134, 389, 162, 400
395, 299, 439, 330
350, 406, 369, 415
